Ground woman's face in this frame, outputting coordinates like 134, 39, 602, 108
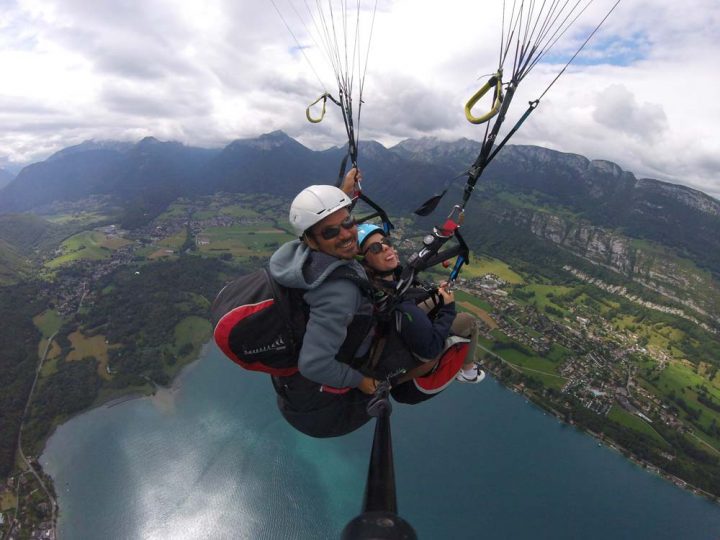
362, 232, 399, 273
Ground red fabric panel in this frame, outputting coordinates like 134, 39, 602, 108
440, 219, 459, 234
214, 299, 299, 376
320, 385, 352, 395
414, 343, 468, 394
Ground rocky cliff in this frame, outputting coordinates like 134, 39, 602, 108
492, 205, 720, 323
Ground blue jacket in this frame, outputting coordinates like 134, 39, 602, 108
395, 298, 456, 359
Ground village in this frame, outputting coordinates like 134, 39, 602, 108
456, 272, 691, 438
2, 462, 55, 540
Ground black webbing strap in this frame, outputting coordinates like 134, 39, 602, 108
463, 82, 518, 207
486, 99, 539, 165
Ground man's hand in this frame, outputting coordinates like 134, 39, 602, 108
340, 167, 362, 197
358, 376, 379, 395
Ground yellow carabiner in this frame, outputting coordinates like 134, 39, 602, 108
306, 93, 329, 123
464, 71, 503, 125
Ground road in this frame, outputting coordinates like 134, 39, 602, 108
9, 331, 59, 540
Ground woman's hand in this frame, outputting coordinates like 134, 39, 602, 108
438, 281, 455, 305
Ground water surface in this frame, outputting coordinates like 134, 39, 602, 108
42, 345, 720, 539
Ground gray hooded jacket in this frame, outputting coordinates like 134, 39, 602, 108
268, 239, 372, 388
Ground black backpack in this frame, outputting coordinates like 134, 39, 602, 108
212, 266, 372, 377
212, 268, 303, 376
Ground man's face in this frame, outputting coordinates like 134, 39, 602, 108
306, 208, 358, 260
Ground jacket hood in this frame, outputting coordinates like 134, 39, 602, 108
269, 239, 362, 290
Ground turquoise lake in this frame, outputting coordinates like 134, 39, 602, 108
41, 344, 720, 539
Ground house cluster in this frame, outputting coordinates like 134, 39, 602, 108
458, 274, 691, 437
46, 243, 134, 316
1, 475, 55, 540
563, 265, 717, 335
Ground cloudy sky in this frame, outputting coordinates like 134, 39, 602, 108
1, 0, 719, 198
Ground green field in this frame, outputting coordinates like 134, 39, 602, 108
689, 428, 720, 455
461, 254, 525, 284
614, 315, 640, 333
33, 309, 63, 337
699, 362, 720, 386
518, 284, 574, 312
156, 231, 187, 250
158, 196, 277, 222
147, 248, 180, 261
193, 209, 219, 220
66, 331, 115, 380
481, 334, 567, 390
685, 389, 720, 434
166, 316, 213, 377
613, 315, 688, 358
653, 360, 720, 399
194, 204, 262, 220
1, 490, 17, 511
636, 358, 720, 448
495, 190, 579, 220
37, 337, 61, 366
174, 292, 211, 313
42, 210, 108, 226
156, 203, 193, 221
454, 290, 493, 312
39, 355, 59, 377
197, 226, 294, 258
174, 316, 212, 350
498, 347, 564, 376
546, 343, 572, 363
517, 369, 567, 389
607, 406, 670, 446
46, 231, 131, 268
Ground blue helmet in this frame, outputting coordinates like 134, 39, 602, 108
356, 223, 385, 251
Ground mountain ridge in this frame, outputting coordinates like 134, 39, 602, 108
0, 168, 14, 190
4, 132, 717, 210
2, 132, 719, 303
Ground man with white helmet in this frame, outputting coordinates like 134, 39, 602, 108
268, 170, 380, 438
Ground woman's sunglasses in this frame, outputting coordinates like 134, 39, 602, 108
363, 238, 392, 255
319, 216, 357, 240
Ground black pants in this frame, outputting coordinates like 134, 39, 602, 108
271, 373, 372, 438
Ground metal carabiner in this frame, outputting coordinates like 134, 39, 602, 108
464, 70, 503, 125
306, 93, 330, 123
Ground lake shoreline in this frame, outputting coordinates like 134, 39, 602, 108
31, 343, 211, 539
484, 362, 720, 505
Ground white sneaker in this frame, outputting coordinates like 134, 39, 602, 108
456, 365, 486, 384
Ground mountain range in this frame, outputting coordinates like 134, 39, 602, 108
0, 168, 14, 190
1, 131, 719, 321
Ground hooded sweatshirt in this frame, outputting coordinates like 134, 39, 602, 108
269, 239, 371, 389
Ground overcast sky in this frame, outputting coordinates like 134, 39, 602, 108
1, 0, 719, 198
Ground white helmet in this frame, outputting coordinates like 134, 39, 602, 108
289, 185, 352, 237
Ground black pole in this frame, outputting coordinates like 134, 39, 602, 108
341, 382, 417, 540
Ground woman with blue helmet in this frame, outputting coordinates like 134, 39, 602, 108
356, 223, 484, 402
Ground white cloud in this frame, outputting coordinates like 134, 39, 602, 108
0, 0, 719, 198
592, 84, 667, 142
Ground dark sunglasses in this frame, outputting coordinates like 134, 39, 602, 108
363, 238, 392, 255
319, 215, 356, 240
